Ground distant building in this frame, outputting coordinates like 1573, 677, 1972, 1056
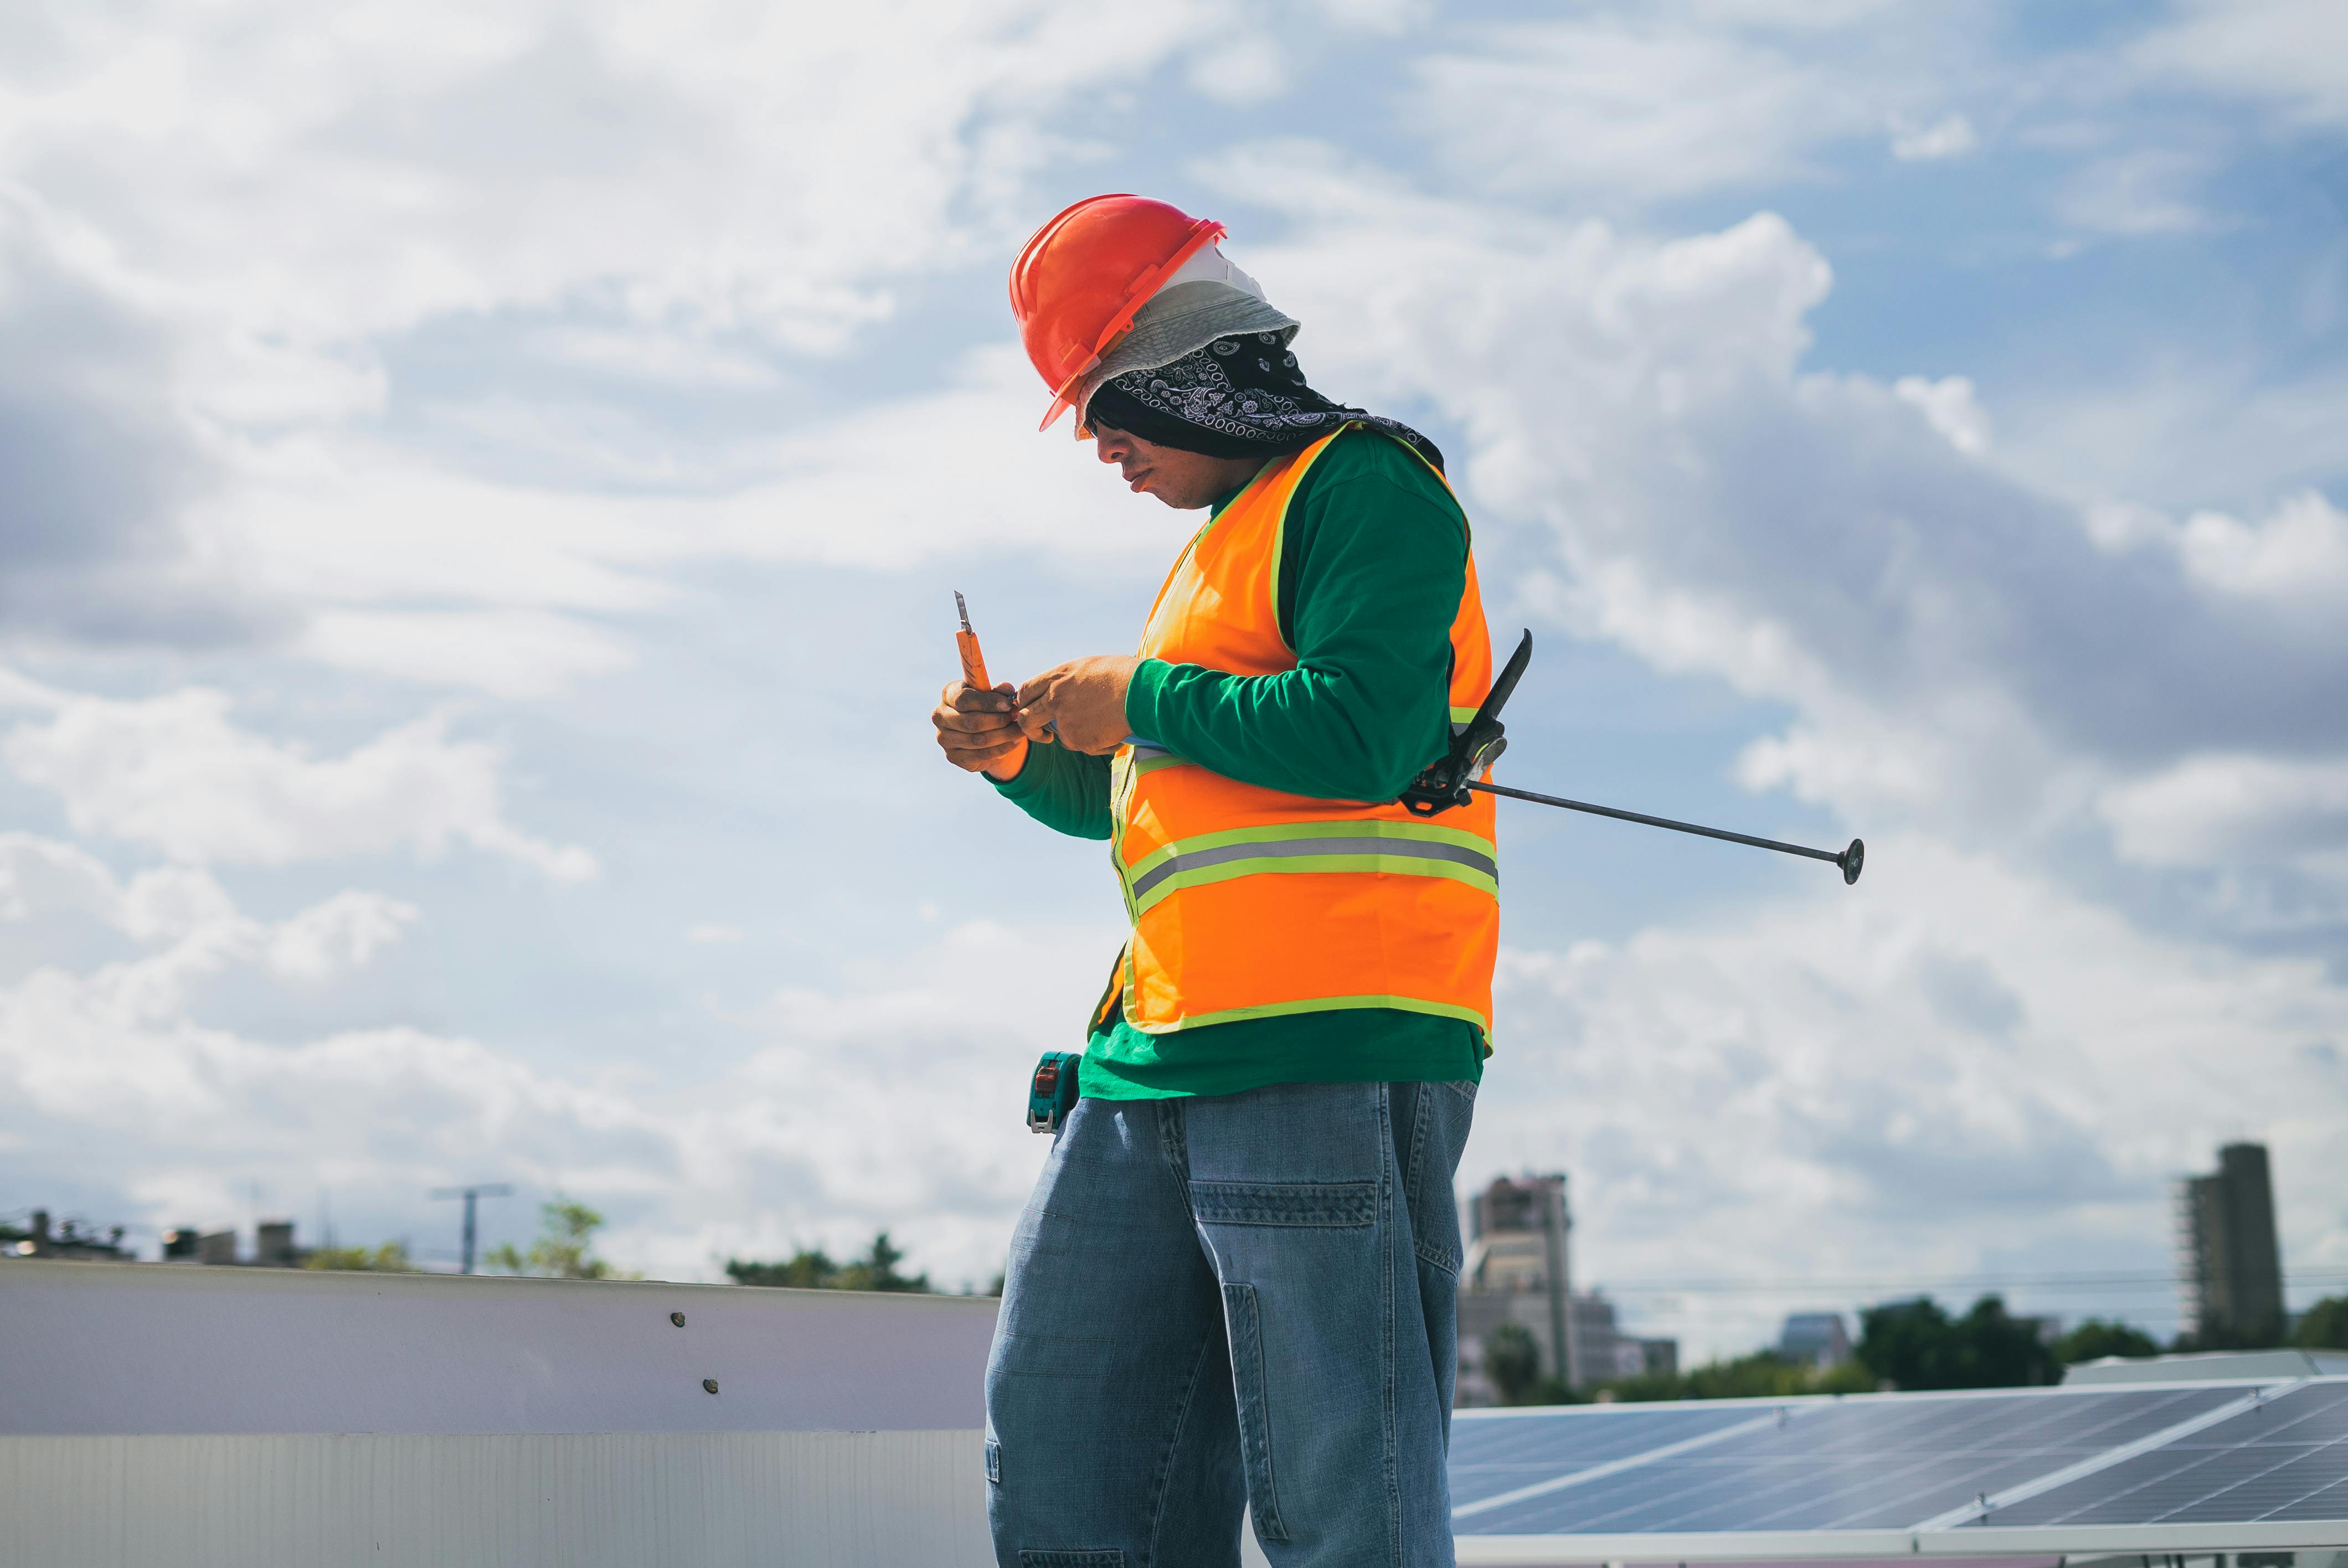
1456, 1173, 1676, 1403
255, 1221, 300, 1267
159, 1220, 308, 1268
1465, 1174, 1575, 1386
1779, 1311, 1851, 1367
2176, 1143, 2284, 1340
2, 1210, 131, 1262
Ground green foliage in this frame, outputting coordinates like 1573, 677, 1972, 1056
724, 1231, 930, 1293
1519, 1376, 1590, 1406
302, 1241, 415, 1272
1857, 1296, 2056, 1390
724, 1250, 836, 1288
2172, 1314, 2289, 1353
2295, 1295, 2348, 1351
2052, 1318, 2162, 1364
1605, 1351, 1875, 1404
1481, 1321, 1542, 1405
485, 1196, 631, 1280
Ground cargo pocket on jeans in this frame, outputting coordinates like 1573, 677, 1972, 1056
1191, 1180, 1376, 1227
1222, 1282, 1290, 1543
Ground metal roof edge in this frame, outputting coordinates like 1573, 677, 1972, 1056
0, 1257, 1000, 1312
1455, 1529, 1917, 1564
1453, 1520, 2348, 1566
1450, 1375, 2342, 1422
1924, 1521, 2348, 1555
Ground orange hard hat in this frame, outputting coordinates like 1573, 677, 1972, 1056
1010, 194, 1227, 431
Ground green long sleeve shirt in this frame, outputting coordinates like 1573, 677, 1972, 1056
993, 427, 1488, 1098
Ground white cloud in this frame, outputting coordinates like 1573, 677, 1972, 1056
0, 871, 1097, 1287
1890, 112, 1978, 161
2172, 491, 2348, 604
0, 193, 275, 647
266, 890, 421, 985
0, 0, 1266, 669
1213, 161, 2348, 891
2099, 755, 2348, 873
2004, 368, 2348, 516
1414, 22, 1881, 201
1476, 835, 2348, 1355
0, 833, 123, 925
2130, 0, 2348, 127
13, 810, 2344, 1341
1186, 30, 1290, 105
0, 0, 1241, 389
296, 608, 637, 699
0, 672, 596, 880
2057, 149, 2215, 238
1893, 374, 1991, 455
137, 344, 1171, 697
0, 829, 416, 989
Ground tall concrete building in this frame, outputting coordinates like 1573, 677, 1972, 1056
1455, 1173, 1677, 1404
2176, 1142, 2284, 1341
1466, 1173, 1575, 1388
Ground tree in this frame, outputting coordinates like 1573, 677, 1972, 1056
485, 1196, 628, 1280
2054, 1318, 2161, 1365
1856, 1295, 2056, 1390
725, 1247, 840, 1288
1606, 1352, 1875, 1403
724, 1232, 931, 1293
2055, 1318, 2158, 1364
2294, 1295, 2348, 1351
2172, 1314, 2289, 1353
1482, 1321, 1541, 1405
303, 1241, 415, 1272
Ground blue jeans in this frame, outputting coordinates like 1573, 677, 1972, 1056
985, 1079, 1477, 1567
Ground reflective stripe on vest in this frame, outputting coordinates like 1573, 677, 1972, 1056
1106, 422, 1500, 1045
1125, 817, 1500, 914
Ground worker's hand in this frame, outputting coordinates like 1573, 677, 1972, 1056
1016, 655, 1141, 755
933, 680, 1031, 782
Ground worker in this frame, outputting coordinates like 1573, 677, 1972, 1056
930, 195, 1499, 1567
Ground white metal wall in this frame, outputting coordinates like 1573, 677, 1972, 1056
0, 1259, 996, 1436
0, 1432, 992, 1568
0, 1261, 1005, 1567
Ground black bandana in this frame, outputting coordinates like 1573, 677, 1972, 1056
1086, 332, 1444, 473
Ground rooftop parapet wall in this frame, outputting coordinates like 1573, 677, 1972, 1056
0, 1258, 997, 1437
0, 1261, 1007, 1567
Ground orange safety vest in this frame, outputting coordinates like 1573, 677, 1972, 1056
1098, 424, 1500, 1048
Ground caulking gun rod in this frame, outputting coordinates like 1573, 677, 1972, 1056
1467, 781, 1844, 866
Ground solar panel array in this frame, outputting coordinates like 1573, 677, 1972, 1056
1971, 1379, 2348, 1529
1449, 1378, 2348, 1545
1449, 1402, 1764, 1510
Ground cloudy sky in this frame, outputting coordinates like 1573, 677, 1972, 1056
3, 0, 2343, 1357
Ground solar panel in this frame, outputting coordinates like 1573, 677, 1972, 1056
1968, 1379, 2348, 1529
1448, 1380, 2330, 1546
1455, 1385, 2243, 1535
1449, 1403, 1765, 1509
